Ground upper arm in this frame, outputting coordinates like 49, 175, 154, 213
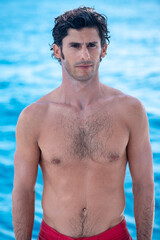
127, 98, 154, 187
13, 105, 40, 192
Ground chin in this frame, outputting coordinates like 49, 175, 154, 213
74, 76, 93, 82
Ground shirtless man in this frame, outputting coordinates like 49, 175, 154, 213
12, 7, 154, 240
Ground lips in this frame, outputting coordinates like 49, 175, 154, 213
75, 64, 93, 69
75, 61, 94, 68
77, 65, 91, 67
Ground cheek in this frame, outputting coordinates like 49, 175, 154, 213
63, 58, 74, 72
91, 48, 101, 59
63, 50, 76, 62
93, 52, 102, 63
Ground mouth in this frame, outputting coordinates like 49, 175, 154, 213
75, 61, 94, 69
75, 64, 93, 69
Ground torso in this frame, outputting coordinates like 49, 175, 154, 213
36, 87, 130, 237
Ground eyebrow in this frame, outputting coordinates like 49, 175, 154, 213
68, 41, 98, 46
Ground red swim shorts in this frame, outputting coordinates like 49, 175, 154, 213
38, 218, 132, 240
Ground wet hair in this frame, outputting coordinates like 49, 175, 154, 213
50, 6, 110, 62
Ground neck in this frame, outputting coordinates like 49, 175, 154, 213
58, 72, 103, 110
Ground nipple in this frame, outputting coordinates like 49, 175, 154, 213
108, 152, 119, 162
51, 159, 61, 164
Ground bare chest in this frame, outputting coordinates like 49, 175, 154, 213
38, 107, 129, 165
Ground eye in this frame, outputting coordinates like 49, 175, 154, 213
87, 42, 96, 48
70, 43, 81, 48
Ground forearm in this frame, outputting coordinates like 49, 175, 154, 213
133, 183, 155, 240
12, 188, 35, 240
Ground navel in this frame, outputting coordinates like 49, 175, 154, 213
82, 208, 87, 215
80, 207, 87, 220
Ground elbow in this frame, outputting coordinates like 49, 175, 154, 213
132, 181, 155, 203
12, 186, 35, 202
133, 180, 154, 190
132, 174, 154, 193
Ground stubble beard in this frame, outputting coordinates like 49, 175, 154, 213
61, 50, 102, 82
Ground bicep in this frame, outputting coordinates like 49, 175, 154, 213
128, 138, 153, 186
13, 109, 40, 192
127, 102, 154, 186
14, 146, 40, 192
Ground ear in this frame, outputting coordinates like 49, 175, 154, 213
53, 44, 62, 59
101, 43, 107, 58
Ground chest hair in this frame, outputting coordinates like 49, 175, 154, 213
66, 113, 113, 160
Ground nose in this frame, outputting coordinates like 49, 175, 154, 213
80, 46, 90, 60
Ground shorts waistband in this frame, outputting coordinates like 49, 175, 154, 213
38, 218, 132, 240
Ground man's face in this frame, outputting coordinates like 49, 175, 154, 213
54, 28, 107, 82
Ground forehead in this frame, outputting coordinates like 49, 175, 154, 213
63, 27, 101, 45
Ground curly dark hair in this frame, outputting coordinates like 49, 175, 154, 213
50, 6, 110, 62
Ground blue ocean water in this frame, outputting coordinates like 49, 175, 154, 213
0, 0, 160, 239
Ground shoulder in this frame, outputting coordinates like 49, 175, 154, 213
16, 89, 60, 137
113, 91, 149, 140
118, 94, 149, 134
17, 89, 58, 126
103, 85, 148, 128
122, 94, 147, 122
16, 98, 50, 142
18, 101, 47, 126
105, 85, 147, 117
